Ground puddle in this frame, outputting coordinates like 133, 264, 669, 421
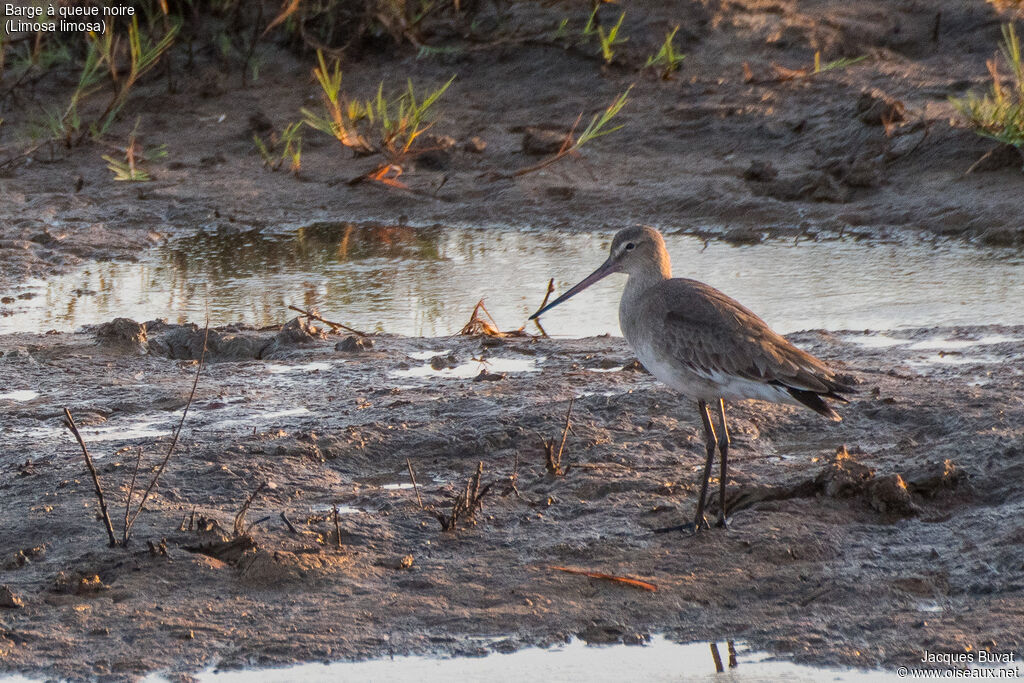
841, 334, 910, 349
3, 223, 1024, 337
391, 356, 541, 379
409, 349, 451, 360
309, 505, 363, 515
906, 335, 1021, 351
203, 407, 310, 431
0, 389, 39, 401
264, 361, 335, 374
382, 483, 415, 490
139, 636, 909, 682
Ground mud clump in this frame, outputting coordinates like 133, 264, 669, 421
148, 322, 267, 360
902, 459, 969, 497
816, 446, 874, 498
0, 586, 24, 609
262, 317, 329, 358
742, 160, 778, 182
236, 548, 348, 585
866, 473, 919, 516
522, 127, 568, 155
747, 170, 850, 203
856, 89, 906, 126
94, 318, 148, 354
336, 335, 374, 352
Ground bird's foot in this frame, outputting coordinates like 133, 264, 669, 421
715, 515, 730, 530
652, 513, 714, 535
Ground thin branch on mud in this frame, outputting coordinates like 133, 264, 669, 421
544, 398, 575, 476
507, 451, 522, 498
550, 565, 658, 592
429, 461, 493, 531
63, 408, 119, 548
124, 447, 143, 539
280, 511, 300, 535
710, 643, 725, 673
124, 320, 209, 543
234, 481, 268, 537
532, 279, 555, 337
406, 458, 424, 509
332, 504, 342, 549
287, 304, 367, 337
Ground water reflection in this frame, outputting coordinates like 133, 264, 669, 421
138, 636, 900, 682
2, 223, 1023, 337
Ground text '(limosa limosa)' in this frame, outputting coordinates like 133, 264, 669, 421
530, 226, 855, 532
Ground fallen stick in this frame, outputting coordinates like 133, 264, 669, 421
333, 505, 342, 549
550, 565, 658, 592
280, 511, 299, 535
406, 458, 424, 509
63, 408, 119, 547
287, 304, 367, 337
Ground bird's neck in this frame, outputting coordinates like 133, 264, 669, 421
621, 259, 671, 311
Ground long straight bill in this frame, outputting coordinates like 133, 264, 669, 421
529, 258, 617, 320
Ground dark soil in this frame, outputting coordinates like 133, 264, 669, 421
1, 320, 1023, 680
1, 1, 1024, 680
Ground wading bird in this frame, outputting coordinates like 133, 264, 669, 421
530, 226, 854, 532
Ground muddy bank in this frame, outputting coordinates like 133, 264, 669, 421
1, 320, 1022, 680
2, 0, 1024, 291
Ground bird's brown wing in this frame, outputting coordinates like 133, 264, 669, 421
642, 278, 853, 396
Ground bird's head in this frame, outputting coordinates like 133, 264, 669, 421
529, 226, 670, 320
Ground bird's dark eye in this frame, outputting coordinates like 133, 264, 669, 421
625, 242, 635, 251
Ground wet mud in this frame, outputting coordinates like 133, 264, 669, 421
2, 1, 1024, 292
1, 320, 1023, 680
2, 0, 1024, 679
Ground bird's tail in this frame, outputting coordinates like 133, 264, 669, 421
785, 387, 846, 422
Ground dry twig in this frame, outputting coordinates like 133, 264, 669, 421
123, 321, 209, 543
234, 482, 268, 537
430, 461, 492, 531
533, 279, 555, 337
458, 299, 529, 338
551, 565, 658, 592
544, 398, 575, 476
288, 304, 367, 336
332, 504, 342, 548
406, 458, 424, 509
63, 408, 118, 547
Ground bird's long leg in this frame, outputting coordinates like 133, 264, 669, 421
693, 399, 718, 532
716, 398, 730, 528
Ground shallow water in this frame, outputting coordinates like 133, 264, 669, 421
2, 223, 1023, 337
143, 636, 904, 682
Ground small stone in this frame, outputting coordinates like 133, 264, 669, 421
742, 160, 778, 181
856, 89, 906, 125
429, 353, 458, 370
522, 127, 568, 156
473, 369, 506, 382
0, 585, 24, 609
464, 136, 487, 153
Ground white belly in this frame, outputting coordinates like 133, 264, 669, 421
632, 342, 800, 407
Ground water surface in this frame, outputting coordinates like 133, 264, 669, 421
2, 223, 1022, 337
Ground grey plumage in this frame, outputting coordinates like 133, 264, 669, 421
531, 225, 854, 531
